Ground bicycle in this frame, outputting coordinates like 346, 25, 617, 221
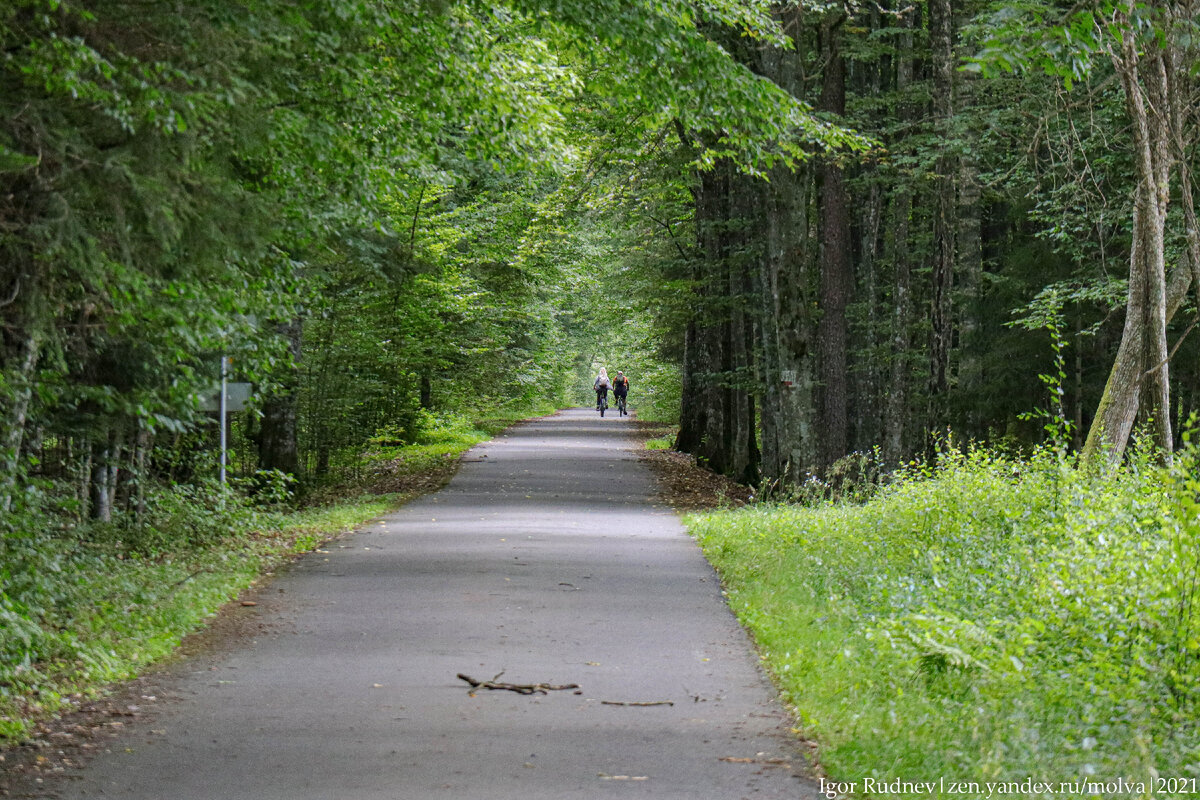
597, 394, 608, 416
616, 393, 627, 416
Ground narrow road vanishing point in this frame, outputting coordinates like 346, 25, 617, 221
13, 409, 819, 799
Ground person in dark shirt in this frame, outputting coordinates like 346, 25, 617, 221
612, 371, 629, 414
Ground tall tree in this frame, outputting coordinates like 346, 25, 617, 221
883, 4, 918, 466
928, 0, 957, 436
1081, 1, 1196, 461
816, 16, 854, 471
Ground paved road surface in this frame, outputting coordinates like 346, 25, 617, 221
13, 409, 818, 799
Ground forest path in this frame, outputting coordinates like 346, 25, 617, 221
20, 408, 817, 799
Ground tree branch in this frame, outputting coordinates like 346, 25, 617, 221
0, 277, 19, 308
408, 183, 427, 253
1143, 316, 1198, 380
645, 213, 691, 261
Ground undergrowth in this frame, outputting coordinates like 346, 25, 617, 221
689, 442, 1200, 797
362, 408, 542, 467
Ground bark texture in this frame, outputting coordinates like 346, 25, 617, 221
816, 19, 852, 472
927, 0, 956, 436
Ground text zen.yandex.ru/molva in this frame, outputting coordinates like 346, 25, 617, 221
818, 776, 1178, 798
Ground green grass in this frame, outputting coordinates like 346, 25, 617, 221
471, 402, 560, 435
634, 423, 677, 451
364, 406, 556, 466
688, 445, 1200, 797
644, 434, 675, 450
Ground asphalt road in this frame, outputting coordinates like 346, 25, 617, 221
16, 408, 819, 799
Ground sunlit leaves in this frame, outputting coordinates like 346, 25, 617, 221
509, 0, 867, 172
971, 0, 1199, 88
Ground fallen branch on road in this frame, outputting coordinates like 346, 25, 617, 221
457, 672, 580, 696
718, 756, 792, 767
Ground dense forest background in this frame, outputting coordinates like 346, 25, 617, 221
2, 0, 1198, 514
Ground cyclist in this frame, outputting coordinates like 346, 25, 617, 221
594, 368, 611, 412
612, 371, 629, 415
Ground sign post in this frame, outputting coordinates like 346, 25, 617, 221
219, 355, 229, 487
200, 361, 251, 489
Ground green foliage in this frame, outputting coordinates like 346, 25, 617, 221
644, 432, 676, 450
361, 412, 491, 471
4, 0, 858, 515
7, 0, 787, 509
690, 443, 1200, 788
522, 0, 868, 174
1009, 297, 1075, 450
971, 1, 1198, 87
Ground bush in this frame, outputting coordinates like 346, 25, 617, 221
366, 408, 433, 448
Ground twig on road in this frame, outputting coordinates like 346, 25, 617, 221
718, 756, 792, 767
457, 672, 580, 696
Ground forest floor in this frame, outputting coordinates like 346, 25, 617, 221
632, 421, 753, 511
1, 409, 804, 799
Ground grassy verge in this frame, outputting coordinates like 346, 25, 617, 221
0, 408, 542, 744
688, 445, 1200, 798
642, 427, 676, 451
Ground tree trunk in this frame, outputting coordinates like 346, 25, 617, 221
106, 432, 121, 517
956, 69, 983, 429
728, 171, 759, 485
851, 4, 887, 454
1083, 14, 1179, 462
676, 319, 705, 454
754, 8, 819, 484
419, 373, 432, 410
674, 141, 762, 483
883, 7, 916, 468
854, 180, 884, 453
134, 426, 151, 519
776, 165, 820, 481
0, 328, 40, 513
885, 188, 914, 467
1166, 1, 1200, 351
677, 161, 727, 468
89, 435, 113, 522
816, 19, 852, 472
927, 0, 956, 444
755, 181, 784, 479
696, 162, 732, 476
258, 317, 303, 476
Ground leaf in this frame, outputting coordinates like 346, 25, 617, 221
0, 144, 38, 173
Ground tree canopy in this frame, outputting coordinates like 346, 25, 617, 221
3, 0, 1200, 513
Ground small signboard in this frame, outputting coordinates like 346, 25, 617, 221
200, 382, 253, 412
780, 369, 797, 388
